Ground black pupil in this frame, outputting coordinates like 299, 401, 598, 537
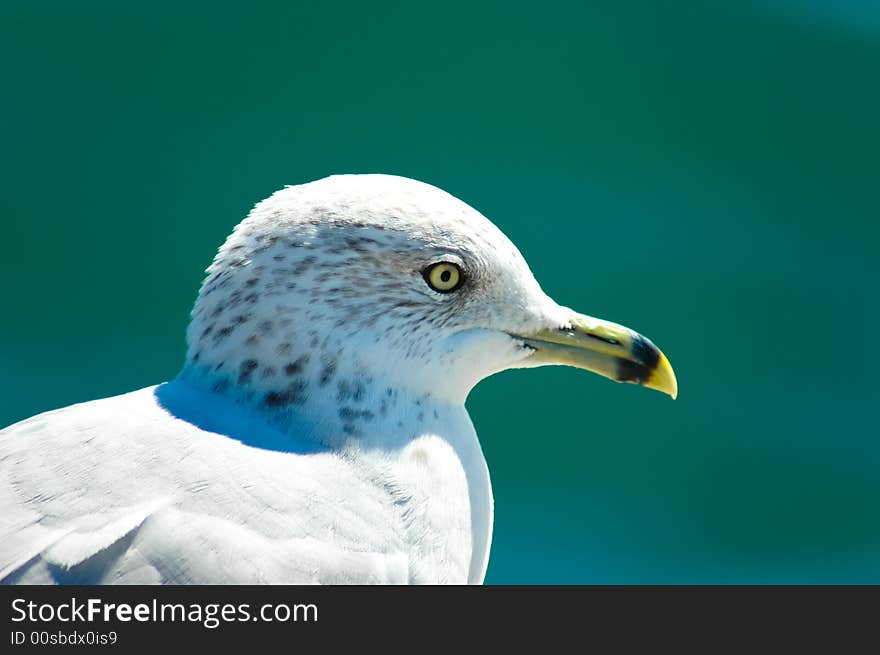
440, 269, 451, 283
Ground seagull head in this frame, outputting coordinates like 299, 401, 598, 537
183, 174, 676, 436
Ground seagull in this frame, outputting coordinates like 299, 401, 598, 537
0, 174, 676, 584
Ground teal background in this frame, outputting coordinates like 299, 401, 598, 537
1, 2, 878, 582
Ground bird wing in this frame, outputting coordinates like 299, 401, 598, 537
0, 385, 413, 584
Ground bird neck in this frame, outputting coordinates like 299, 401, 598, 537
172, 364, 493, 583
179, 359, 452, 447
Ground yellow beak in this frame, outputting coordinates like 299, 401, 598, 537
511, 313, 678, 399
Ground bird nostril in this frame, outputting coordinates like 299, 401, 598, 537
586, 333, 620, 346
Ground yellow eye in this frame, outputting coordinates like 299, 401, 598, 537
424, 262, 463, 293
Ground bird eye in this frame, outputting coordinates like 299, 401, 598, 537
423, 262, 463, 293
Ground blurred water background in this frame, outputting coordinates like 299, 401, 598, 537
1, 1, 878, 582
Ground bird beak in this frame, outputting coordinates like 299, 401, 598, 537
511, 313, 678, 399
